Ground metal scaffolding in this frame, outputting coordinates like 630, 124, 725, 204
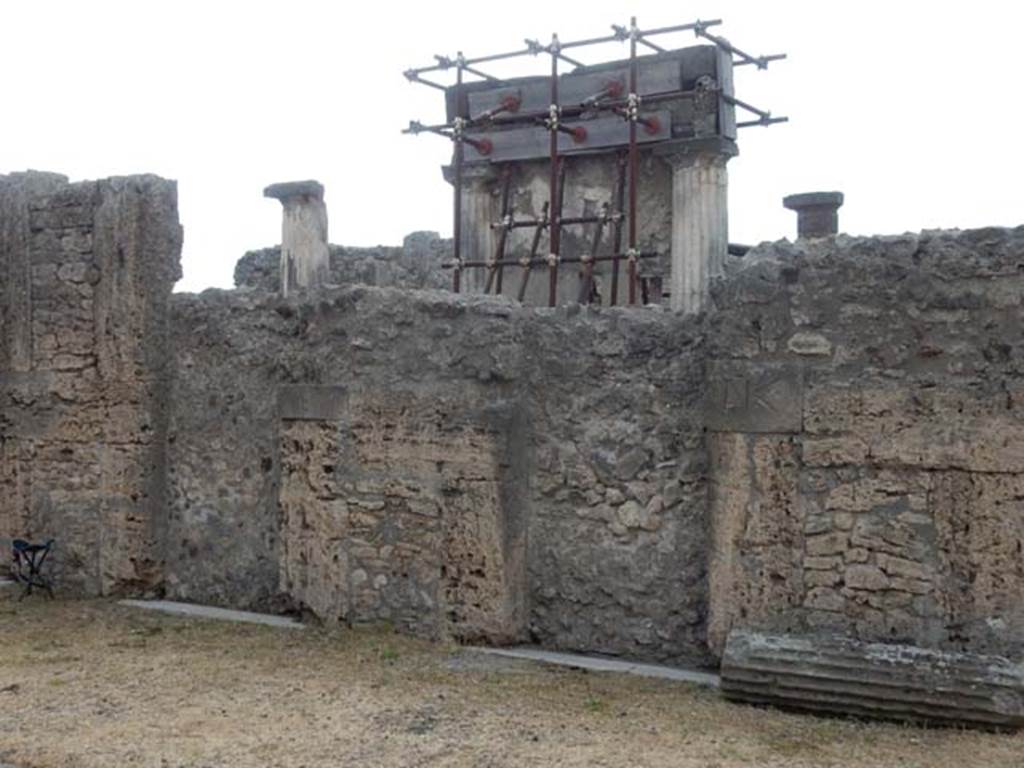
404, 17, 786, 307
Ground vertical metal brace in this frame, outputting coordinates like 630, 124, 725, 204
452, 54, 465, 293
626, 18, 639, 306
546, 35, 561, 308
517, 200, 549, 303
609, 153, 627, 306
578, 202, 609, 304
485, 167, 514, 294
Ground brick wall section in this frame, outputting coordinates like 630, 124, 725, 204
233, 232, 451, 293
0, 172, 182, 594
706, 227, 1024, 659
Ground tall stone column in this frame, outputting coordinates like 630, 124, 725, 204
457, 166, 497, 294
442, 164, 496, 294
264, 180, 329, 296
666, 152, 731, 314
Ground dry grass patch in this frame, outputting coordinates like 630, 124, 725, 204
1, 599, 1022, 767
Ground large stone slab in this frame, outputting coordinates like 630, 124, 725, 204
278, 385, 348, 421
721, 630, 1024, 730
705, 361, 802, 433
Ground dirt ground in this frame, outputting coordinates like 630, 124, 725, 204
1, 597, 1023, 768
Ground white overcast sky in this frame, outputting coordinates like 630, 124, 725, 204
2, 1, 1022, 292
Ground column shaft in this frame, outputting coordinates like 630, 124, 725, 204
458, 175, 495, 294
670, 155, 729, 314
264, 180, 329, 296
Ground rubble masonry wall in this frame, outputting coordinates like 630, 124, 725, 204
3, 171, 1022, 665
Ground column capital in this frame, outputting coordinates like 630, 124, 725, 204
263, 180, 325, 203
655, 137, 738, 170
441, 163, 499, 187
783, 191, 844, 238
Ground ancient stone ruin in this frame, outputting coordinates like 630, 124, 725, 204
2, 17, 1023, 729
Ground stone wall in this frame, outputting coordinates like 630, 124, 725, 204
522, 310, 707, 661
0, 172, 182, 595
233, 232, 451, 293
4, 169, 1023, 668
167, 287, 708, 661
706, 227, 1024, 659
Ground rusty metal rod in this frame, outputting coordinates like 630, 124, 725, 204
610, 105, 660, 134
489, 88, 699, 124
547, 45, 560, 308
638, 37, 666, 54
403, 71, 448, 90
463, 64, 498, 81
485, 168, 514, 294
556, 51, 584, 68
638, 19, 722, 37
558, 32, 622, 50
517, 201, 548, 302
499, 214, 607, 230
406, 18, 725, 77
470, 95, 521, 124
696, 27, 774, 70
557, 252, 658, 265
735, 53, 787, 68
409, 87, 702, 135
527, 38, 584, 69
737, 116, 789, 128
581, 80, 625, 106
432, 54, 498, 82
404, 122, 493, 155
609, 152, 626, 306
627, 19, 638, 306
721, 93, 772, 119
578, 202, 608, 304
452, 61, 464, 293
466, 46, 536, 66
447, 251, 658, 269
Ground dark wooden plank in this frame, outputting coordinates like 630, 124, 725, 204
464, 110, 671, 163
467, 60, 681, 117
448, 47, 720, 121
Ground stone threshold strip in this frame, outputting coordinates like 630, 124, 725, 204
115, 600, 720, 687
468, 646, 721, 687
118, 599, 305, 629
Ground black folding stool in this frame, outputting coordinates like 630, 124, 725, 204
11, 539, 55, 600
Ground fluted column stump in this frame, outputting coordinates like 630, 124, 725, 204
722, 629, 1024, 730
264, 180, 330, 297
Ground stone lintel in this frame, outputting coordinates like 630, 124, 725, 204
706, 361, 803, 433
278, 385, 348, 421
